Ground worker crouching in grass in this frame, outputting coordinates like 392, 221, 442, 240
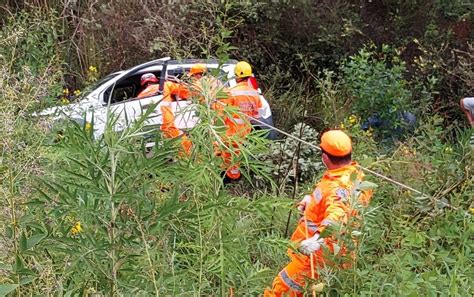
264, 130, 374, 296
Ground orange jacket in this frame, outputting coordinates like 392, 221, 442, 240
136, 83, 160, 99
291, 162, 373, 244
160, 81, 188, 139
163, 81, 190, 102
218, 81, 262, 138
229, 80, 262, 118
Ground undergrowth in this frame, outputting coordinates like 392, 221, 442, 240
1, 3, 473, 296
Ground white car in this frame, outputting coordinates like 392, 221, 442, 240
38, 58, 277, 140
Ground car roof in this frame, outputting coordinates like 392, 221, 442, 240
109, 58, 237, 76
166, 58, 238, 65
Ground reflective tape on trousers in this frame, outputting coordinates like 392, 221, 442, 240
230, 89, 260, 97
279, 269, 303, 292
307, 221, 318, 233
299, 218, 318, 233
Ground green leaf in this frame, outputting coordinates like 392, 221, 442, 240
14, 255, 25, 274
5, 226, 13, 238
20, 232, 27, 252
20, 276, 36, 285
26, 234, 46, 250
0, 263, 12, 271
358, 181, 378, 190
0, 284, 18, 296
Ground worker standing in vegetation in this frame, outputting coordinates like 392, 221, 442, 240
217, 61, 262, 180
264, 130, 373, 296
159, 64, 206, 154
136, 73, 160, 98
460, 97, 474, 147
460, 97, 474, 128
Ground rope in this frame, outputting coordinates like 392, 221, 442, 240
244, 113, 467, 214
172, 76, 468, 215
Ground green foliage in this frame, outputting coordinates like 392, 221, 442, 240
1, 1, 473, 296
435, 0, 472, 19
259, 123, 323, 185
0, 11, 62, 76
1, 74, 291, 295
342, 46, 412, 130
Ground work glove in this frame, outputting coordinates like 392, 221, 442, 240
299, 234, 324, 256
297, 195, 312, 213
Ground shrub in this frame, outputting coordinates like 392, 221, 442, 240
342, 45, 413, 135
259, 123, 323, 186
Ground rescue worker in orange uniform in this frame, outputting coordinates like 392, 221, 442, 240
136, 73, 160, 98
217, 61, 262, 180
264, 130, 373, 296
159, 64, 206, 154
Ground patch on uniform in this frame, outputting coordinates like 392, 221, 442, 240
312, 188, 322, 202
335, 188, 349, 201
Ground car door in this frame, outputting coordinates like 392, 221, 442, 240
96, 61, 167, 134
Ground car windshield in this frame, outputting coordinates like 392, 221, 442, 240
80, 73, 120, 97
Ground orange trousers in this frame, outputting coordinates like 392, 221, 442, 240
219, 121, 251, 180
160, 105, 192, 155
265, 220, 348, 296
264, 247, 326, 297
216, 142, 241, 180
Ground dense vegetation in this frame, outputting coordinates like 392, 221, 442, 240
1, 1, 472, 296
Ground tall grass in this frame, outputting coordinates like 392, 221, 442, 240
1, 3, 472, 296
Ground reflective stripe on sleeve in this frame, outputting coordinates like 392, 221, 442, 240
279, 269, 303, 292
230, 89, 260, 97
321, 219, 334, 226
232, 118, 246, 124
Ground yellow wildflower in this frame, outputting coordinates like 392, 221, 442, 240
470, 208, 474, 214
74, 89, 81, 96
348, 114, 357, 125
365, 127, 373, 137
444, 147, 453, 153
63, 88, 69, 95
85, 122, 92, 132
339, 123, 345, 129
56, 131, 65, 141
71, 221, 82, 235
88, 65, 97, 73
60, 97, 70, 105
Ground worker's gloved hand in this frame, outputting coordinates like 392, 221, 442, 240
297, 195, 312, 213
299, 234, 324, 256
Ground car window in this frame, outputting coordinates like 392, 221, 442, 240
103, 71, 161, 104
108, 85, 136, 104
82, 73, 120, 97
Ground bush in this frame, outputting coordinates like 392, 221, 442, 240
259, 123, 323, 185
342, 46, 413, 130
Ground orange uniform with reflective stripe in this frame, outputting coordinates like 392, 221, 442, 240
160, 81, 192, 154
215, 80, 262, 180
265, 162, 373, 296
136, 83, 160, 99
226, 81, 262, 137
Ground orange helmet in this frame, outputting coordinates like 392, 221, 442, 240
140, 73, 158, 86
320, 130, 352, 156
189, 64, 206, 76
